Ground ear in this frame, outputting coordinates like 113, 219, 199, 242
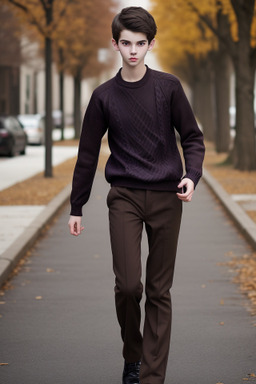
148, 39, 155, 51
112, 38, 120, 51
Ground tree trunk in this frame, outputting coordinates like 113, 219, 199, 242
191, 59, 216, 141
74, 70, 81, 139
44, 3, 53, 177
33, 71, 38, 113
231, 0, 256, 170
214, 51, 231, 153
214, 9, 232, 153
59, 69, 65, 141
44, 34, 53, 177
232, 56, 256, 169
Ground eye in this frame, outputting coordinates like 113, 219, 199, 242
121, 41, 129, 46
138, 41, 146, 46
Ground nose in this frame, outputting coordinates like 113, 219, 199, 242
130, 44, 137, 55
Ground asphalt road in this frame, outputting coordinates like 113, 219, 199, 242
0, 172, 255, 384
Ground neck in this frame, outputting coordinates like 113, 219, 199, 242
121, 63, 147, 82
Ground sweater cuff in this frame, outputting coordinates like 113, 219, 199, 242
70, 206, 83, 216
183, 169, 202, 188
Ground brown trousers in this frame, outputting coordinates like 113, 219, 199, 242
107, 187, 182, 384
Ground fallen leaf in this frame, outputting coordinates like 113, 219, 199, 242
46, 268, 54, 273
35, 296, 42, 300
0, 363, 9, 366
219, 321, 225, 326
0, 302, 5, 305
242, 373, 256, 381
220, 299, 224, 305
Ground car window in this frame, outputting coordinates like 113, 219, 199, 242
4, 117, 13, 131
9, 117, 23, 132
19, 116, 37, 127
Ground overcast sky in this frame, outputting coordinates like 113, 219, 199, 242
119, 0, 151, 11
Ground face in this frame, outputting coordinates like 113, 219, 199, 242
112, 29, 155, 69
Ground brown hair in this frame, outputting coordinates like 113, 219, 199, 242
112, 7, 157, 43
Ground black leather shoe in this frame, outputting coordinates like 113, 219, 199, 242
122, 361, 141, 384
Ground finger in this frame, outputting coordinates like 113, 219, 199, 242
69, 223, 79, 236
176, 193, 186, 201
71, 226, 78, 236
176, 191, 193, 202
74, 224, 85, 236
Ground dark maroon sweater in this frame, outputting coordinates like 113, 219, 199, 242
70, 67, 205, 216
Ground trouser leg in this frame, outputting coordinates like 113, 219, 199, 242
140, 191, 182, 384
107, 187, 182, 383
107, 187, 144, 363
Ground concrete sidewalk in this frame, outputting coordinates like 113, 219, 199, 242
1, 142, 256, 289
0, 172, 255, 384
0, 145, 78, 286
0, 145, 78, 191
203, 168, 256, 250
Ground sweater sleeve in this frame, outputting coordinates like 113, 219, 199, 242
171, 80, 205, 187
70, 91, 108, 216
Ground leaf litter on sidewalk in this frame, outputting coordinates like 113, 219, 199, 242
203, 142, 256, 318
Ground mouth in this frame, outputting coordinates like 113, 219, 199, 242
129, 58, 138, 62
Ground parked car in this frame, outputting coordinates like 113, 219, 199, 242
0, 116, 27, 157
52, 110, 62, 128
18, 114, 44, 145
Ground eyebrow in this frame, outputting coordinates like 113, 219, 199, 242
120, 39, 147, 43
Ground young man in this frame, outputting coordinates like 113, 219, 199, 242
69, 6, 205, 384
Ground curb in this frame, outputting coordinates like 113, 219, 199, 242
203, 168, 256, 250
0, 183, 71, 288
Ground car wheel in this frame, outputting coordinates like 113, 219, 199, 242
20, 147, 26, 155
8, 144, 15, 157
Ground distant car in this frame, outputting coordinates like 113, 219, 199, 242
52, 110, 62, 128
0, 116, 27, 157
40, 110, 63, 129
18, 114, 44, 145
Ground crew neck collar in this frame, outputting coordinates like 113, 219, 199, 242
115, 65, 151, 88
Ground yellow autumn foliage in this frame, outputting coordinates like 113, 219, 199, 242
5, 0, 74, 37
53, 0, 114, 77
152, 0, 256, 72
151, 0, 217, 72
5, 0, 114, 78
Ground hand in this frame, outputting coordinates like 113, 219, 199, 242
68, 215, 85, 236
176, 178, 194, 202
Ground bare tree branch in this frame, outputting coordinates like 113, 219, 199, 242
7, 0, 28, 12
38, 0, 48, 14
51, 0, 75, 33
187, 0, 236, 58
7, 0, 45, 35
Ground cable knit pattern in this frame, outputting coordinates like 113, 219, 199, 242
70, 67, 205, 216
